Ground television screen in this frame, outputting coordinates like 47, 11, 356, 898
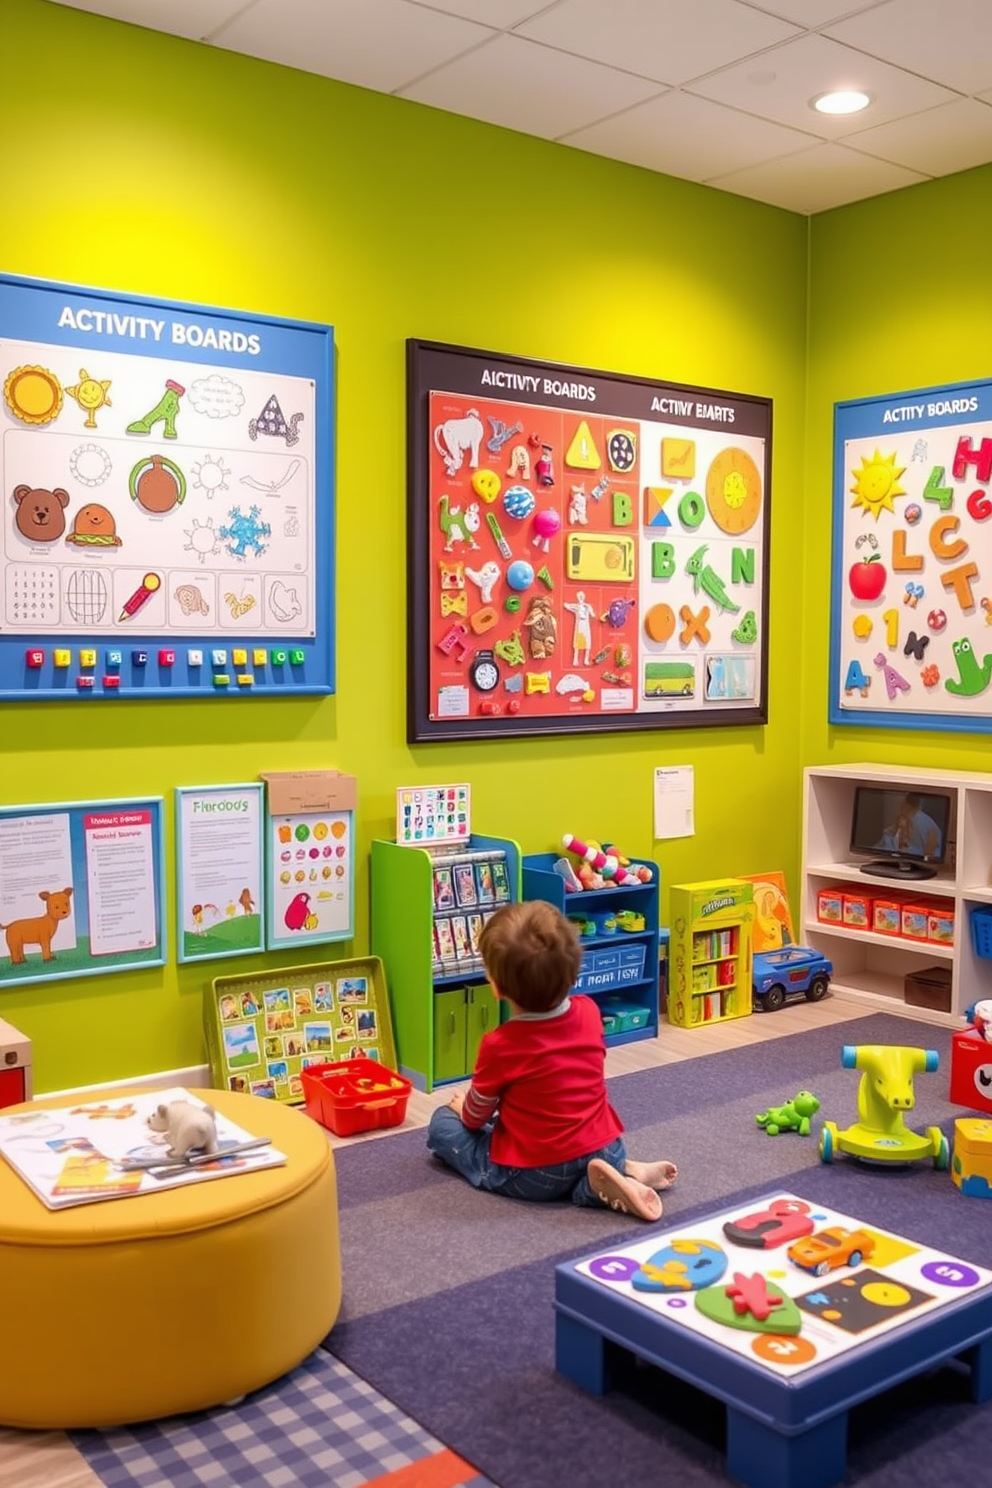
849, 786, 951, 880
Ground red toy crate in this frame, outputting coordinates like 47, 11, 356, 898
950, 1029, 992, 1114
301, 1056, 412, 1135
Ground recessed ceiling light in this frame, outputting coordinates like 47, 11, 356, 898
811, 89, 871, 116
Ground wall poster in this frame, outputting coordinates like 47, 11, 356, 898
0, 796, 165, 988
831, 376, 992, 732
175, 784, 265, 963
1, 272, 335, 701
407, 341, 772, 741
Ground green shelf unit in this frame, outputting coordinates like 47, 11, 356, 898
370, 833, 521, 1092
521, 851, 661, 1047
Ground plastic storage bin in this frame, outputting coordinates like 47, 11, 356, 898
301, 1056, 412, 1135
903, 965, 952, 1011
970, 905, 992, 959
575, 942, 646, 993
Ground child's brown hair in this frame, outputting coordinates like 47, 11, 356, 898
479, 900, 582, 1013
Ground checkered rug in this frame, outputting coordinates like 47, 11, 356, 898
73, 1351, 493, 1488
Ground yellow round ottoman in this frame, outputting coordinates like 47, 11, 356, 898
0, 1088, 341, 1429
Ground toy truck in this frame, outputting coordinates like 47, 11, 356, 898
752, 946, 832, 1013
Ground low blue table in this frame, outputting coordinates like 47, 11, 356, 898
554, 1203, 992, 1488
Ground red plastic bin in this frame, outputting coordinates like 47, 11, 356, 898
300, 1056, 412, 1136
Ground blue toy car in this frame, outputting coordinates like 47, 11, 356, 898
752, 946, 833, 1013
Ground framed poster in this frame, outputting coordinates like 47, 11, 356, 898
407, 340, 772, 741
0, 797, 165, 988
831, 376, 992, 732
175, 784, 265, 963
1, 272, 334, 700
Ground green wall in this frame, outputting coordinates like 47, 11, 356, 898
2, 0, 806, 1091
804, 167, 992, 770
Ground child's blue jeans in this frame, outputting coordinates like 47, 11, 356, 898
427, 1104, 627, 1206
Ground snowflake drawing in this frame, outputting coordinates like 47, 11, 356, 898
219, 505, 271, 560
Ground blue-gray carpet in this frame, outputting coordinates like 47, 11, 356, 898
325, 1012, 992, 1488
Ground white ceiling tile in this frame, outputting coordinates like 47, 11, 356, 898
711, 140, 927, 212
404, 0, 557, 23
825, 0, 992, 96
688, 33, 957, 137
742, 0, 883, 25
211, 0, 496, 93
515, 0, 801, 87
400, 32, 663, 137
39, 0, 247, 40
843, 97, 992, 176
563, 90, 818, 181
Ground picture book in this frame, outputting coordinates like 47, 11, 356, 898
0, 1088, 285, 1210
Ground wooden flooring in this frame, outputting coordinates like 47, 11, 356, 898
0, 994, 934, 1487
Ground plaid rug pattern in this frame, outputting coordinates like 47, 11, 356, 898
73, 1350, 492, 1488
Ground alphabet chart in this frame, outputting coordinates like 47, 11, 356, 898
1, 273, 334, 700
395, 784, 472, 845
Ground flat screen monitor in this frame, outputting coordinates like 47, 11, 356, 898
849, 786, 951, 880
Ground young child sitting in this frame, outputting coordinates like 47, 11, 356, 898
426, 899, 677, 1220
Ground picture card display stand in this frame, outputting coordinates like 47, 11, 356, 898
261, 770, 356, 949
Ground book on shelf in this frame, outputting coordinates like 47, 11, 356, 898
0, 1088, 285, 1211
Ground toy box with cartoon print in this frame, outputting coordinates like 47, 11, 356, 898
950, 1028, 992, 1114
205, 956, 397, 1104
952, 1118, 992, 1197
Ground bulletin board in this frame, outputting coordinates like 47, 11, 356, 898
830, 376, 992, 732
1, 272, 335, 700
0, 797, 165, 988
407, 340, 772, 741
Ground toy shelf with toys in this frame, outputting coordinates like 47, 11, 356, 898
801, 763, 992, 1025
667, 879, 754, 1028
522, 840, 661, 1047
370, 833, 521, 1092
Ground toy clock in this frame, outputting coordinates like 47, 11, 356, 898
469, 650, 500, 693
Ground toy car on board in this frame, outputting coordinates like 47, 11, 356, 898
752, 946, 833, 1013
787, 1226, 875, 1277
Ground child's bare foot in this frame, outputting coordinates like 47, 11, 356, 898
625, 1158, 678, 1191
588, 1158, 662, 1221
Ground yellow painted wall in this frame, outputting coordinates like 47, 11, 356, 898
3, 0, 806, 1090
804, 168, 992, 771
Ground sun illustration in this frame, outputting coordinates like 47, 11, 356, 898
850, 449, 906, 520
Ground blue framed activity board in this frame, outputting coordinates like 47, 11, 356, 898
1, 273, 335, 700
831, 376, 992, 733
175, 784, 265, 964
0, 796, 165, 989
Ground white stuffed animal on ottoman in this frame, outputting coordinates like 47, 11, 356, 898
147, 1099, 219, 1160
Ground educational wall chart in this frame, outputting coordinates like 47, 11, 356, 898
1, 273, 334, 700
262, 771, 356, 950
407, 341, 772, 741
395, 783, 471, 845
0, 797, 165, 988
575, 1192, 992, 1377
176, 784, 264, 963
831, 376, 992, 732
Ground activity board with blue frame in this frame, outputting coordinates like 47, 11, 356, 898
1, 273, 335, 700
831, 375, 992, 733
0, 796, 165, 989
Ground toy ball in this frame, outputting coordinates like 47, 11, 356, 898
904, 503, 922, 524
506, 559, 535, 592
532, 508, 561, 541
503, 484, 536, 520
927, 608, 947, 632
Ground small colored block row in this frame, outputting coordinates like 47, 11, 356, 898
27, 647, 305, 669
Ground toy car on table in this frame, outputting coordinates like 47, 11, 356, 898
752, 946, 832, 1012
787, 1225, 875, 1277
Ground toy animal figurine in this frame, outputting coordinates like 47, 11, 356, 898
819, 1044, 949, 1168
147, 1099, 219, 1161
755, 1090, 820, 1136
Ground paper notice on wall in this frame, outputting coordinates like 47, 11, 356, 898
654, 766, 694, 840
84, 809, 158, 956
